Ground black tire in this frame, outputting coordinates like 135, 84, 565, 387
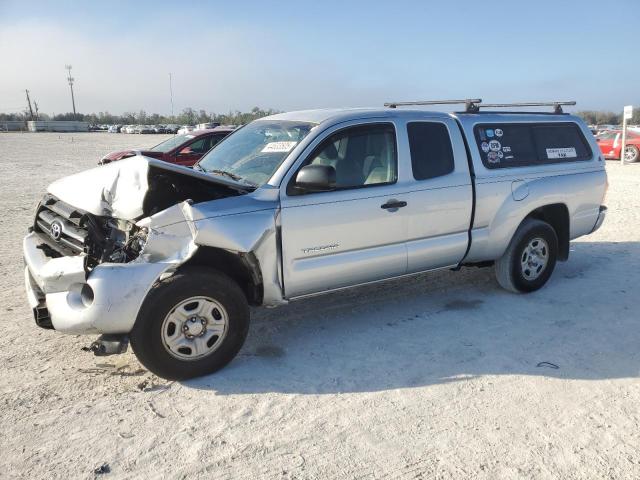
130, 267, 249, 380
495, 218, 558, 293
624, 145, 639, 163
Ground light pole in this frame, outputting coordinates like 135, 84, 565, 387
169, 73, 174, 119
65, 65, 77, 119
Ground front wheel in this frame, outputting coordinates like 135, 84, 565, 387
624, 145, 639, 163
495, 219, 558, 293
130, 267, 250, 380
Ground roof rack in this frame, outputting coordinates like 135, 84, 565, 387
383, 99, 576, 114
384, 98, 482, 112
477, 101, 576, 114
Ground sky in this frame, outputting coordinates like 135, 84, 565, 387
0, 0, 638, 116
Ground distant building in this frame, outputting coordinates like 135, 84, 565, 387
27, 120, 90, 132
0, 120, 27, 131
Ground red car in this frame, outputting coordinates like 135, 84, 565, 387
596, 130, 640, 163
99, 127, 234, 166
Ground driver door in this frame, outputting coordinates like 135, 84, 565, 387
280, 121, 408, 298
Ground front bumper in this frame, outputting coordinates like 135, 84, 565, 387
23, 232, 169, 335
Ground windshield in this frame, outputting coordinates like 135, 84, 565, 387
197, 120, 316, 187
150, 134, 195, 152
597, 131, 619, 140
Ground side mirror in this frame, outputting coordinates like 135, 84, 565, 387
295, 164, 336, 192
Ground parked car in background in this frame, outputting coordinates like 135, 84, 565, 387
196, 122, 220, 130
165, 124, 179, 134
177, 125, 195, 135
596, 129, 640, 162
137, 125, 154, 134
99, 126, 234, 166
107, 125, 120, 133
154, 125, 167, 134
595, 124, 620, 136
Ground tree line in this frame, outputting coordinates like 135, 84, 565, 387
0, 107, 279, 126
575, 110, 639, 125
2, 107, 638, 126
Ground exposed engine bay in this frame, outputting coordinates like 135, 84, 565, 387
33, 158, 248, 270
142, 164, 244, 217
83, 216, 148, 269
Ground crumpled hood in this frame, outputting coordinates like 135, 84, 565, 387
47, 156, 250, 220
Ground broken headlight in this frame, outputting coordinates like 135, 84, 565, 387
84, 215, 148, 269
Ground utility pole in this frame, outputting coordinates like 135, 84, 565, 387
25, 89, 34, 120
65, 65, 77, 119
169, 73, 174, 119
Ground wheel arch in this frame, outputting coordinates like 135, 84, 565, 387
523, 203, 570, 261
176, 246, 264, 305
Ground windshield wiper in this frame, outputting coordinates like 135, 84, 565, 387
208, 169, 243, 181
207, 169, 258, 188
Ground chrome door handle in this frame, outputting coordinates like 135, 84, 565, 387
381, 200, 407, 210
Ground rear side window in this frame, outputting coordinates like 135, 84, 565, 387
531, 125, 591, 161
474, 122, 592, 169
407, 122, 454, 180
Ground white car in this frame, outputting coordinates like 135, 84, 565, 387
177, 125, 195, 135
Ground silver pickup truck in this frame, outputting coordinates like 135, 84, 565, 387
23, 100, 608, 380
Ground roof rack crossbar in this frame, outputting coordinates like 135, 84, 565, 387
477, 101, 576, 114
384, 99, 576, 114
384, 98, 482, 112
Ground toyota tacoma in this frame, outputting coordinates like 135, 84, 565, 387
23, 100, 608, 380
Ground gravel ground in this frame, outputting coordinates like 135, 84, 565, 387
0, 132, 639, 479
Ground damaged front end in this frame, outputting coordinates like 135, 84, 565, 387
83, 215, 148, 269
35, 156, 250, 269
25, 157, 253, 335
34, 193, 149, 270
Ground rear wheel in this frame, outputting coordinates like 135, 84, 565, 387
495, 219, 558, 293
130, 267, 250, 380
624, 145, 639, 163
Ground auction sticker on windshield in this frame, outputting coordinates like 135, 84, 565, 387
546, 147, 577, 159
261, 141, 298, 153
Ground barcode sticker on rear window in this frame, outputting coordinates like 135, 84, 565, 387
546, 147, 577, 159
261, 141, 297, 153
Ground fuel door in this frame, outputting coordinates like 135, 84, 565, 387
511, 180, 529, 201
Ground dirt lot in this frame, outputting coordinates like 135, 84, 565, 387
0, 132, 639, 479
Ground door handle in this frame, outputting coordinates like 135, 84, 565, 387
381, 200, 407, 210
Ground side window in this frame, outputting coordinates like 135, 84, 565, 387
208, 134, 225, 150
475, 122, 592, 169
407, 122, 454, 180
531, 124, 591, 161
305, 123, 397, 189
186, 137, 208, 154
